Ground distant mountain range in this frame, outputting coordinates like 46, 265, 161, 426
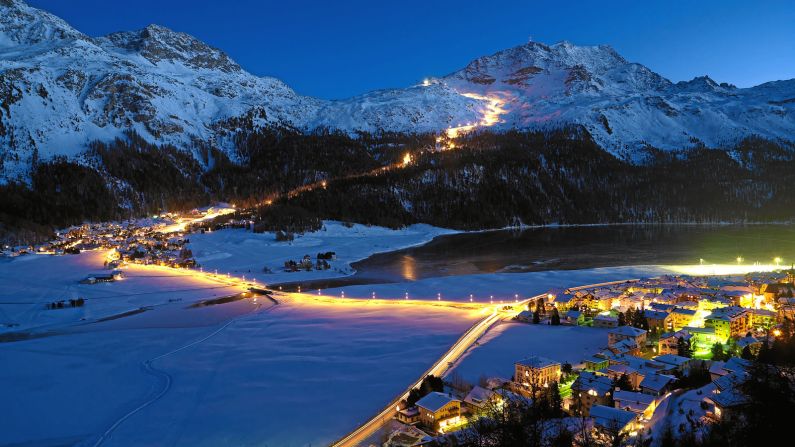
2, 0, 795, 183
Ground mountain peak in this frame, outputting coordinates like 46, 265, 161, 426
101, 23, 241, 73
0, 0, 84, 48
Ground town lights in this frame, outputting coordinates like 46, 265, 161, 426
402, 153, 412, 166
773, 328, 782, 337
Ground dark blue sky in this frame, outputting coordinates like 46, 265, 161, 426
29, 0, 795, 99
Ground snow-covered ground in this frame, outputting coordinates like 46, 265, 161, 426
188, 221, 455, 285
1, 295, 479, 446
0, 250, 244, 333
449, 322, 611, 382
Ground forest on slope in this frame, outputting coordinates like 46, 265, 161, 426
1, 127, 794, 244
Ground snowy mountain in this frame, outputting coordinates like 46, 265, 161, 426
2, 0, 795, 182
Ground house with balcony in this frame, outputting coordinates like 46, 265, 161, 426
416, 392, 462, 432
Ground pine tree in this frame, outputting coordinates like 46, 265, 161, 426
677, 336, 692, 358
548, 381, 563, 417
618, 311, 626, 326
532, 309, 540, 324
551, 307, 561, 325
711, 342, 729, 361
741, 345, 754, 360
614, 373, 633, 391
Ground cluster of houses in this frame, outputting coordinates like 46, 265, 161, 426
385, 271, 795, 445
0, 218, 201, 270
283, 252, 336, 272
541, 273, 790, 352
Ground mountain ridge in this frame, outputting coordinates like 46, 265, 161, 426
1, 0, 795, 183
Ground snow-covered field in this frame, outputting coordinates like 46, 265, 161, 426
449, 322, 611, 382
0, 250, 244, 333
1, 290, 480, 446
188, 221, 454, 284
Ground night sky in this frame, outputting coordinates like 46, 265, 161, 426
27, 0, 795, 99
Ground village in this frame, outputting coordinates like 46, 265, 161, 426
382, 269, 795, 446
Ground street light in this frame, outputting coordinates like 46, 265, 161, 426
736, 257, 743, 264
775, 257, 782, 266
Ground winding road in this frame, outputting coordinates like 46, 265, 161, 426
332, 278, 639, 447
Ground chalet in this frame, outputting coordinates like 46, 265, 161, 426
416, 392, 461, 432
571, 372, 613, 416
605, 364, 644, 390
658, 330, 692, 356
613, 390, 657, 418
609, 339, 640, 356
463, 386, 498, 413
608, 326, 647, 349
593, 313, 619, 328
590, 405, 641, 436
639, 373, 675, 396
652, 354, 693, 374
396, 406, 420, 424
705, 388, 750, 422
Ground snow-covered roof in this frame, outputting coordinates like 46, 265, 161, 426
573, 372, 613, 395
723, 357, 752, 374
709, 388, 750, 408
652, 354, 691, 367
464, 386, 495, 407
640, 373, 675, 392
609, 326, 646, 337
614, 391, 656, 413
590, 405, 637, 430
516, 355, 560, 369
416, 392, 459, 413
644, 309, 670, 320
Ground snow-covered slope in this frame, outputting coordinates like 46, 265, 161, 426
433, 40, 795, 158
2, 0, 795, 182
0, 0, 320, 181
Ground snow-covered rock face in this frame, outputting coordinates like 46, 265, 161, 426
1, 0, 794, 182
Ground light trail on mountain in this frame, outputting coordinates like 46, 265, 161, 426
437, 91, 510, 149
251, 91, 509, 208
